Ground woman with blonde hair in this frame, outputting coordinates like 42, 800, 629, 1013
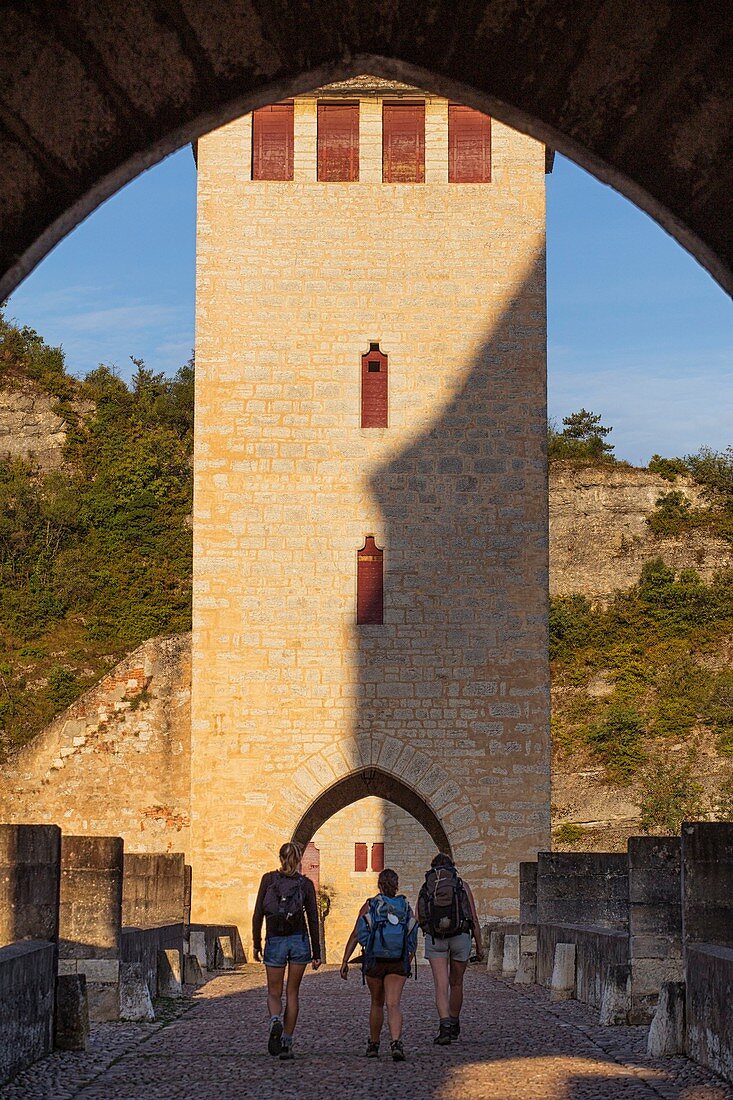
252, 841, 321, 1060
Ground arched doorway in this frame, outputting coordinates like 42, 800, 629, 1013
293, 768, 450, 961
292, 767, 452, 854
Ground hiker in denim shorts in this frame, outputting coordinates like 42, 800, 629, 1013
252, 842, 321, 1060
418, 852, 484, 1045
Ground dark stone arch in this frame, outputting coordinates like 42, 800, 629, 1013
1, 5, 733, 300
292, 768, 452, 857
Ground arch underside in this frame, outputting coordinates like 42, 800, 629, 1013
1, 5, 732, 301
292, 768, 452, 856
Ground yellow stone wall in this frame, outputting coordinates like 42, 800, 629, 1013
192, 82, 550, 947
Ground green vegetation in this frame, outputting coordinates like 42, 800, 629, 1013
638, 753, 706, 834
550, 559, 733, 782
0, 311, 193, 755
647, 447, 733, 543
553, 822, 586, 846
548, 408, 616, 464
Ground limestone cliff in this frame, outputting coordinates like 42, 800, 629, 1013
549, 463, 733, 599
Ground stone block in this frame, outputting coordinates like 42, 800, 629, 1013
189, 929, 207, 970
550, 942, 576, 1002
502, 933, 520, 977
682, 821, 733, 949
519, 861, 537, 932
59, 835, 123, 960
0, 941, 55, 1085
514, 951, 536, 985
628, 834, 682, 1024
184, 953, 205, 985
686, 944, 733, 1081
0, 824, 61, 946
647, 980, 686, 1057
54, 974, 89, 1051
599, 963, 630, 1026
120, 962, 155, 1022
216, 935, 235, 970
487, 931, 505, 973
157, 948, 183, 997
123, 852, 186, 928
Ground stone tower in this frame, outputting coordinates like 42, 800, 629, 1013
192, 77, 550, 947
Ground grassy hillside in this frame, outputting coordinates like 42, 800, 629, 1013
0, 312, 193, 755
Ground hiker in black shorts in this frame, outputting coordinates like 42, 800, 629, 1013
417, 852, 484, 1045
340, 868, 418, 1062
252, 842, 321, 1060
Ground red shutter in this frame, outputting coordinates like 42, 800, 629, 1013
354, 842, 368, 872
252, 103, 294, 180
301, 841, 320, 893
371, 843, 385, 873
318, 102, 359, 182
449, 105, 491, 183
383, 103, 425, 183
357, 537, 384, 625
361, 342, 388, 428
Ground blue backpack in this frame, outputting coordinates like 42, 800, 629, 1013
357, 894, 418, 974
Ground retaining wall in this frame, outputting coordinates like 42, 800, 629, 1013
0, 941, 56, 1085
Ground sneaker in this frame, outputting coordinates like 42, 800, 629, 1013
433, 1023, 452, 1046
449, 1020, 461, 1041
365, 1040, 380, 1058
267, 1018, 283, 1056
279, 1044, 295, 1061
390, 1039, 405, 1062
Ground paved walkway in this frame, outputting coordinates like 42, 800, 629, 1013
2, 966, 731, 1099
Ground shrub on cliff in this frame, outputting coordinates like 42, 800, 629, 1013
0, 316, 193, 753
548, 408, 616, 464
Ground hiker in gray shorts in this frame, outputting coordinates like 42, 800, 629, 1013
417, 852, 484, 1046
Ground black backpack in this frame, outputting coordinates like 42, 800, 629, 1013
418, 863, 471, 940
262, 872, 305, 935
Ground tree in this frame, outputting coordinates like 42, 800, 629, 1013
547, 408, 615, 463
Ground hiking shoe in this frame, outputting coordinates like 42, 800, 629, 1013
449, 1020, 461, 1041
279, 1044, 295, 1061
365, 1040, 380, 1058
390, 1039, 405, 1062
434, 1023, 452, 1046
267, 1019, 283, 1056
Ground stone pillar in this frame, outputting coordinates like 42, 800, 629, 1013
628, 836, 682, 1024
0, 824, 61, 947
550, 943, 576, 1002
682, 822, 733, 1082
681, 821, 733, 949
59, 835, 123, 1022
122, 853, 186, 928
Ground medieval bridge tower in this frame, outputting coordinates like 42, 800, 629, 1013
192, 76, 550, 946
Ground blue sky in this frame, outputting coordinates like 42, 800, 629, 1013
5, 143, 731, 467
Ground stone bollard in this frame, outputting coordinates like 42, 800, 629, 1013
157, 949, 183, 998
183, 953, 205, 986
515, 952, 537, 986
119, 963, 155, 1022
647, 981, 686, 1056
502, 934, 520, 978
189, 930, 208, 971
55, 974, 89, 1051
599, 963, 631, 1025
487, 931, 505, 973
216, 935, 235, 970
550, 942, 576, 1002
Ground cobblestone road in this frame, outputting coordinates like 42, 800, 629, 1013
3, 966, 732, 1099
